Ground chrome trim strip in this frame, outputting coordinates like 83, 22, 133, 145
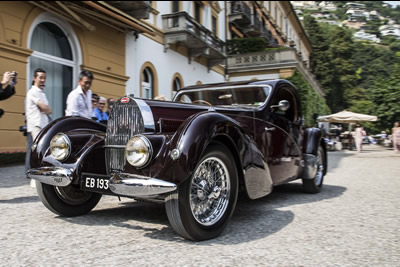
178, 84, 269, 92
103, 145, 126, 149
173, 85, 272, 106
109, 173, 177, 197
27, 167, 73, 187
133, 98, 156, 131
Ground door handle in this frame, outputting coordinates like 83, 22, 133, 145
265, 127, 276, 132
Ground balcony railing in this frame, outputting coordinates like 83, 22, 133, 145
107, 1, 152, 20
227, 49, 324, 96
162, 12, 226, 67
229, 2, 251, 26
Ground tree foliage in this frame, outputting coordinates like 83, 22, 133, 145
227, 38, 268, 55
304, 7, 400, 133
287, 71, 330, 127
304, 16, 356, 113
370, 70, 400, 132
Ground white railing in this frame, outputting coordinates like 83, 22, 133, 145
228, 49, 324, 96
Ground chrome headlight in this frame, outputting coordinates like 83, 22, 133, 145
50, 133, 71, 161
125, 135, 152, 168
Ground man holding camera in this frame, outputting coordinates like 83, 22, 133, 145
0, 71, 17, 117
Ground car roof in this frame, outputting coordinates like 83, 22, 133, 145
178, 79, 290, 92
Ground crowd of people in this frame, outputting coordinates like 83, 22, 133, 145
1, 69, 115, 187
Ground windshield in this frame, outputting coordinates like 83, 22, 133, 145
173, 86, 270, 107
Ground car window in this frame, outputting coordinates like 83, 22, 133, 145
271, 87, 298, 122
174, 86, 270, 107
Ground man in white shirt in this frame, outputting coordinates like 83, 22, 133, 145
65, 70, 94, 119
26, 68, 52, 141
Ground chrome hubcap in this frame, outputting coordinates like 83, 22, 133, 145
190, 157, 230, 226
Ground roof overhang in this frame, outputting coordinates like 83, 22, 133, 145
29, 1, 154, 35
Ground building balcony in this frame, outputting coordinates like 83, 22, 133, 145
227, 49, 324, 96
107, 1, 152, 20
162, 12, 226, 68
243, 14, 262, 37
229, 2, 252, 27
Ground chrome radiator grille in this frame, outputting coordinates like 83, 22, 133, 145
105, 98, 145, 174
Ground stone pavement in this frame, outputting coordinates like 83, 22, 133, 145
0, 145, 399, 266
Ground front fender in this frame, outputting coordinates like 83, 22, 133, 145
169, 111, 262, 187
30, 116, 106, 182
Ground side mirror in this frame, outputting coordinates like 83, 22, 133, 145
270, 100, 290, 111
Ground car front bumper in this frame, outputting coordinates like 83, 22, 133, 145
27, 167, 177, 197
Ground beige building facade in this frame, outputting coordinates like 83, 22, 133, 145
0, 1, 130, 153
0, 1, 324, 155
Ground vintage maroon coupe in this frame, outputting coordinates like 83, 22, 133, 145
28, 79, 327, 241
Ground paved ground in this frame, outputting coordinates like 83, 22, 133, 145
0, 145, 399, 266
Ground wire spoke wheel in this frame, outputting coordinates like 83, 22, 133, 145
165, 143, 238, 241
190, 157, 230, 226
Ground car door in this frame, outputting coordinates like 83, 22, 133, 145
257, 86, 302, 185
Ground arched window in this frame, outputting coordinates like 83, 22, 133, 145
29, 15, 80, 119
142, 67, 154, 99
173, 77, 181, 94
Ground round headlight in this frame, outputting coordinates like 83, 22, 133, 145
50, 133, 71, 161
125, 135, 152, 168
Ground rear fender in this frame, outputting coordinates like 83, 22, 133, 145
302, 128, 327, 178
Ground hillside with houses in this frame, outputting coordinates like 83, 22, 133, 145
292, 1, 400, 44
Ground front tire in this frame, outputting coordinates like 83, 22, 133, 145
36, 181, 102, 217
165, 144, 238, 241
302, 145, 325, 193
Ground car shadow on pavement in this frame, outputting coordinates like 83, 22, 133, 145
59, 182, 346, 244
0, 195, 39, 204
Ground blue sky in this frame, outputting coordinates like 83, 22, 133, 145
384, 1, 400, 7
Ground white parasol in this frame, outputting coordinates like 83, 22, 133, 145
317, 110, 378, 123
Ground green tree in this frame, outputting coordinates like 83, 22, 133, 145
370, 69, 400, 132
325, 26, 357, 112
287, 71, 330, 127
303, 16, 332, 93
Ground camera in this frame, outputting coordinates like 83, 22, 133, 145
19, 124, 27, 136
11, 72, 17, 85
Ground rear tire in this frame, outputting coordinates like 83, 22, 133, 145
165, 144, 238, 240
36, 181, 102, 217
302, 145, 325, 194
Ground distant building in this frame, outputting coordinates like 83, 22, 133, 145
353, 30, 380, 43
346, 8, 368, 21
319, 1, 337, 11
379, 24, 400, 38
344, 2, 366, 9
290, 1, 319, 10
342, 20, 366, 29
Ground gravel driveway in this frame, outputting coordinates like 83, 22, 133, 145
0, 145, 399, 266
